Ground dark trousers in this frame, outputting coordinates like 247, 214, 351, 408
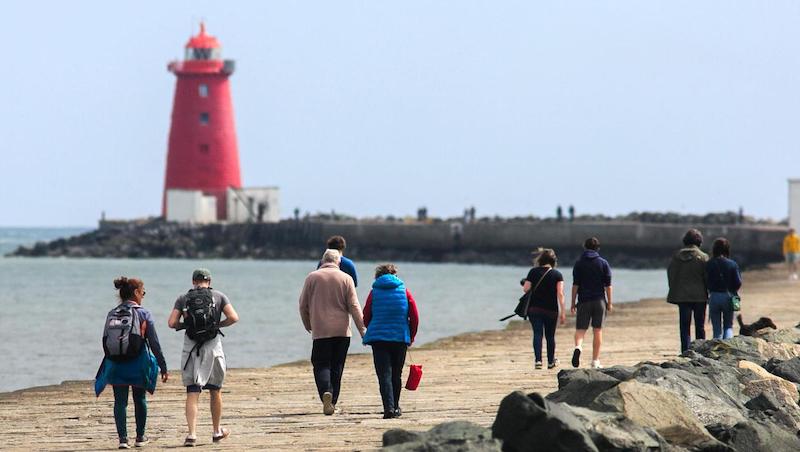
113, 385, 147, 440
678, 302, 707, 352
371, 341, 407, 414
529, 313, 557, 364
311, 337, 350, 405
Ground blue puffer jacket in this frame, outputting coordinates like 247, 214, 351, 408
363, 274, 411, 345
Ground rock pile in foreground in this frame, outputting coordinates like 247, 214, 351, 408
383, 327, 800, 451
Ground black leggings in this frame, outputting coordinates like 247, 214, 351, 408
371, 341, 407, 413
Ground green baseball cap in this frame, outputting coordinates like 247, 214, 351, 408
192, 268, 211, 281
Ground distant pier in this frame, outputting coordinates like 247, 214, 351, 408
10, 219, 787, 268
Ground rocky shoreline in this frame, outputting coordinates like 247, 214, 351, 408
386, 328, 800, 451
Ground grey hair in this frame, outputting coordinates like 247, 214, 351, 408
321, 249, 341, 264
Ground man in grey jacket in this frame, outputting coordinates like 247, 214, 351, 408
667, 229, 709, 352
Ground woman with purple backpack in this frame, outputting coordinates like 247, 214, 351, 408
94, 277, 169, 449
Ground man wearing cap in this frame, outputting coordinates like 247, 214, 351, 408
168, 268, 239, 446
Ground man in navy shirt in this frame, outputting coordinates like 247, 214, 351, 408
317, 235, 358, 287
570, 237, 613, 369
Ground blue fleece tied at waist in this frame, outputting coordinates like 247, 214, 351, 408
95, 348, 159, 396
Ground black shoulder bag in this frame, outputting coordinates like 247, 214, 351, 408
500, 267, 552, 321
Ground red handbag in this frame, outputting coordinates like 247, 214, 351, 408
405, 351, 422, 390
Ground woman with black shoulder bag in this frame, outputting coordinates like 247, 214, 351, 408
521, 249, 566, 369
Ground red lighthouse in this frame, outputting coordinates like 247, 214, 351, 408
163, 23, 241, 220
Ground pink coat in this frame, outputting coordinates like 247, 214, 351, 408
299, 263, 366, 339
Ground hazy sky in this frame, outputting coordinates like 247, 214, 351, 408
2, 1, 799, 227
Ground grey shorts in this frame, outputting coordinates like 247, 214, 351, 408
576, 299, 606, 330
787, 253, 799, 263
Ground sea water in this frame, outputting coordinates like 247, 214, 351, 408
0, 228, 667, 392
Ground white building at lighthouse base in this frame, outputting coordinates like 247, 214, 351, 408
166, 186, 279, 224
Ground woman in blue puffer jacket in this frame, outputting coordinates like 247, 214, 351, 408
362, 264, 420, 419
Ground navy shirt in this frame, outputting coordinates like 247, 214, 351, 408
572, 250, 612, 303
317, 255, 358, 287
706, 256, 742, 294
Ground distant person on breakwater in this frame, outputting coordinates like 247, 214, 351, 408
300, 249, 366, 415
522, 249, 566, 369
362, 263, 420, 419
706, 238, 742, 339
317, 235, 358, 287
570, 237, 613, 369
667, 229, 709, 353
167, 268, 239, 446
783, 228, 800, 280
95, 277, 168, 449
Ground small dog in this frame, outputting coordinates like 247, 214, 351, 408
737, 314, 777, 336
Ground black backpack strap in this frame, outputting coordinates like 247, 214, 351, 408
529, 267, 552, 300
183, 340, 204, 369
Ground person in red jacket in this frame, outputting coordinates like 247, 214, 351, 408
363, 264, 420, 419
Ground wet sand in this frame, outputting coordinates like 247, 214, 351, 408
2, 265, 798, 451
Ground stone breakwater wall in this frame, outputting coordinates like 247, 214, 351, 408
11, 220, 787, 268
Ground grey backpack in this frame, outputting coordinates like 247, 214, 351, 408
103, 304, 145, 362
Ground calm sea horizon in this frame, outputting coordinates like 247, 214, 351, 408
0, 227, 668, 393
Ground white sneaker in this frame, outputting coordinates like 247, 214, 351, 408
591, 360, 603, 369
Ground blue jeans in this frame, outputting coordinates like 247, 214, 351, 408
678, 302, 706, 352
113, 385, 147, 440
529, 313, 557, 364
709, 292, 734, 339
